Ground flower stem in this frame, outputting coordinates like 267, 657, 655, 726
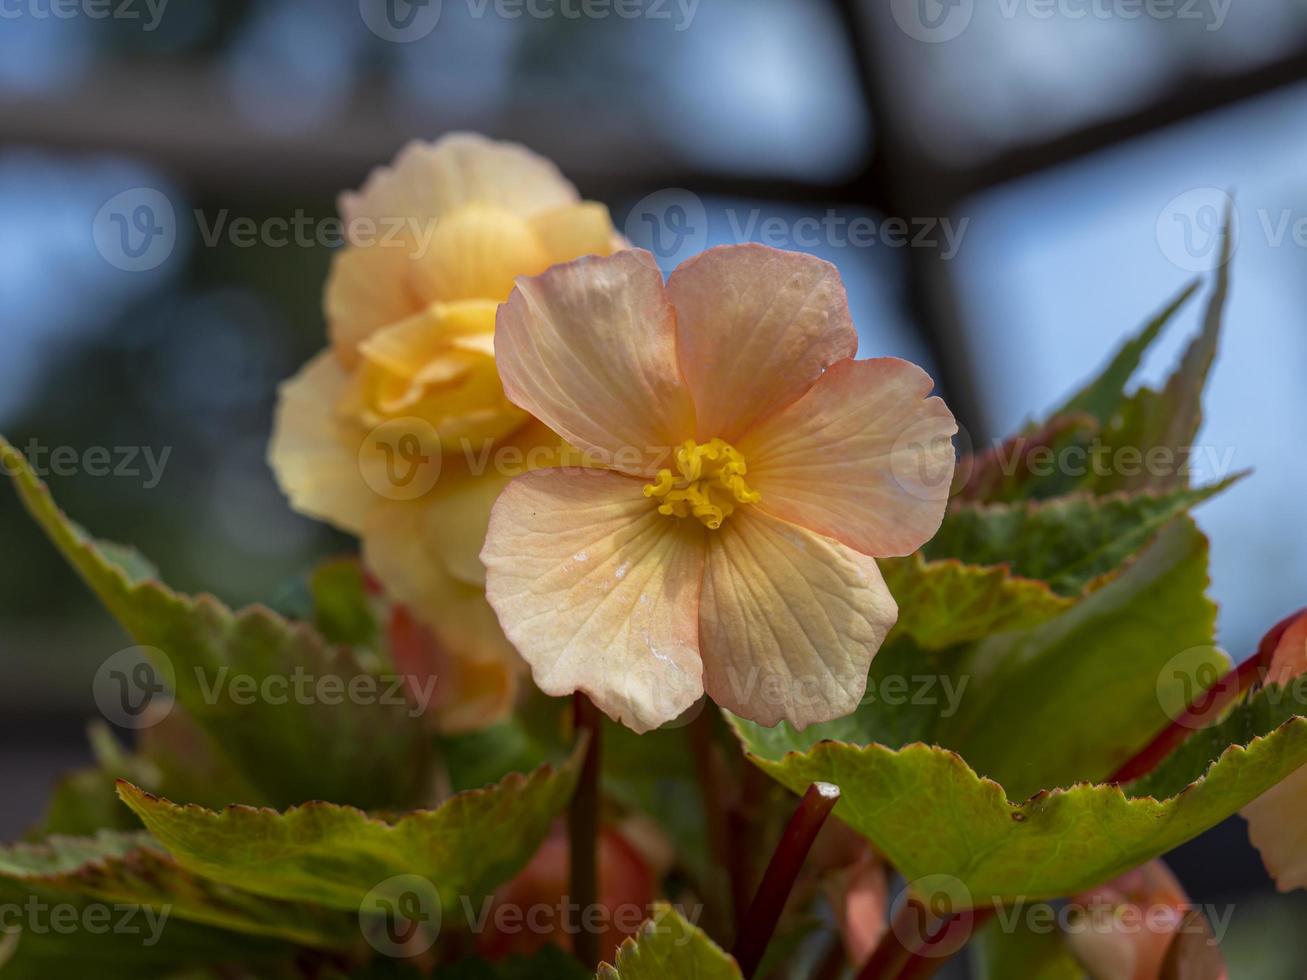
688, 706, 734, 943
570, 693, 602, 968
733, 781, 841, 978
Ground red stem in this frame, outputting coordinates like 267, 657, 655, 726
570, 693, 602, 968
733, 782, 841, 978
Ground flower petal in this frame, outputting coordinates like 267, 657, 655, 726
340, 133, 578, 230
324, 243, 424, 366
409, 205, 551, 305
481, 468, 706, 733
698, 509, 898, 729
268, 351, 378, 534
495, 250, 696, 475
529, 202, 620, 266
740, 357, 957, 558
365, 501, 521, 666
667, 244, 857, 442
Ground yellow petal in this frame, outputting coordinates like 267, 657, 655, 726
365, 501, 520, 667
667, 244, 858, 442
324, 243, 424, 367
699, 509, 898, 729
268, 350, 378, 535
340, 133, 579, 229
740, 357, 957, 558
530, 202, 620, 266
409, 205, 551, 305
482, 468, 707, 733
495, 250, 696, 476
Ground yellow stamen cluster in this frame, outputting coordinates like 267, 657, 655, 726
643, 438, 761, 530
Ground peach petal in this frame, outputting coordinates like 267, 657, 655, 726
267, 350, 378, 535
740, 357, 957, 558
698, 509, 898, 729
481, 468, 707, 733
340, 133, 578, 231
667, 244, 857, 443
495, 250, 696, 476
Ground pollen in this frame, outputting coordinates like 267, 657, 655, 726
643, 438, 761, 530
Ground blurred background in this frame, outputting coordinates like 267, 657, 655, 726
1, 0, 1306, 974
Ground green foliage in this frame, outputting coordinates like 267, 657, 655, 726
116, 741, 584, 913
2, 436, 432, 811
597, 905, 741, 979
733, 708, 1307, 904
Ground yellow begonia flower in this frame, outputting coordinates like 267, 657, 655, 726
1242, 609, 1307, 891
267, 133, 621, 731
480, 245, 958, 733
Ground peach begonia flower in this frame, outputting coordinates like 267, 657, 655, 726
481, 245, 957, 732
1242, 608, 1307, 891
268, 134, 621, 727
1064, 860, 1226, 980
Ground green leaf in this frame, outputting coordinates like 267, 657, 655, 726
731, 634, 968, 759
956, 414, 1100, 504
1052, 280, 1199, 426
1092, 209, 1233, 494
0, 831, 352, 950
597, 904, 741, 979
880, 554, 1074, 649
975, 916, 1084, 980
311, 558, 380, 649
732, 710, 1307, 906
116, 742, 585, 914
1, 435, 432, 811
934, 517, 1226, 798
0, 878, 294, 980
924, 479, 1239, 597
1125, 682, 1306, 800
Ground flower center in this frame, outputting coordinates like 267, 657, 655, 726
643, 438, 761, 530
